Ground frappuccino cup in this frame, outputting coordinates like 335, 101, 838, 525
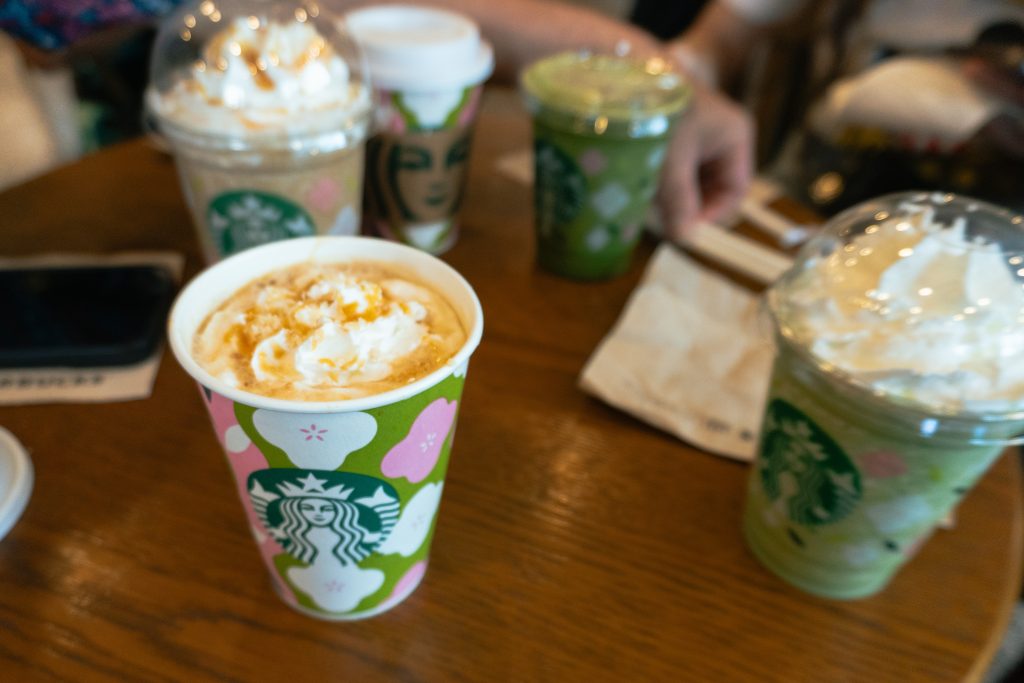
147, 0, 372, 262
745, 193, 1024, 599
521, 52, 690, 280
169, 236, 483, 619
345, 5, 493, 255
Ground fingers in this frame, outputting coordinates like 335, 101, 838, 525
658, 132, 702, 243
697, 124, 754, 224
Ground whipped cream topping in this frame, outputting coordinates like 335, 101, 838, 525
151, 18, 368, 137
194, 263, 465, 400
778, 205, 1024, 414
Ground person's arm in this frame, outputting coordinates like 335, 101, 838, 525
332, 0, 754, 241
667, 0, 807, 88
336, 0, 664, 82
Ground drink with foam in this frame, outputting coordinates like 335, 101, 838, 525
147, 0, 371, 261
744, 193, 1024, 599
169, 236, 483, 619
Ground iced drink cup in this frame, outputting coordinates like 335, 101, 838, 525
345, 5, 493, 254
521, 52, 690, 280
168, 236, 483, 619
744, 193, 1024, 599
147, 0, 372, 262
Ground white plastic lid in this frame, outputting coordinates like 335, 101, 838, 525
0, 427, 32, 542
344, 5, 494, 92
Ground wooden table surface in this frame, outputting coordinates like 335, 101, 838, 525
1, 89, 1021, 683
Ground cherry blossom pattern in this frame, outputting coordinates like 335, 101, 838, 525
199, 389, 293, 602
456, 87, 483, 128
381, 399, 458, 483
391, 561, 427, 601
580, 148, 608, 176
306, 177, 341, 212
859, 450, 908, 479
300, 424, 328, 442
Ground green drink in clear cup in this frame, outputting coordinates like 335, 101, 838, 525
521, 52, 690, 280
744, 192, 1024, 599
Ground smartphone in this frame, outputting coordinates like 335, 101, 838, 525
0, 264, 176, 368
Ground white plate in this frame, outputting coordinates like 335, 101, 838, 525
0, 426, 32, 541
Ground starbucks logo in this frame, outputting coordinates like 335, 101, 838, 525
534, 139, 586, 235
208, 191, 315, 255
249, 469, 400, 566
758, 399, 861, 526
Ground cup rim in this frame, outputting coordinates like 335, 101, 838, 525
168, 236, 483, 413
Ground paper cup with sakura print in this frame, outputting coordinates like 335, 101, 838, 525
169, 236, 483, 619
345, 5, 493, 254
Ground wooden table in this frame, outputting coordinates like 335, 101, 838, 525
1, 89, 1021, 682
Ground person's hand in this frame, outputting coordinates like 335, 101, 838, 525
656, 79, 754, 242
962, 54, 1024, 157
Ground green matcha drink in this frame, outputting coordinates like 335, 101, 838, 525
521, 52, 690, 280
745, 193, 1024, 599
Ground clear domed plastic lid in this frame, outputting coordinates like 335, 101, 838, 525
521, 50, 691, 139
146, 0, 371, 152
769, 191, 1024, 419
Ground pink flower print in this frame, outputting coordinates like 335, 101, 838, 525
621, 222, 642, 244
390, 561, 427, 601
456, 86, 483, 128
300, 423, 328, 442
381, 399, 458, 483
325, 579, 347, 593
860, 451, 908, 479
580, 148, 608, 176
306, 178, 340, 212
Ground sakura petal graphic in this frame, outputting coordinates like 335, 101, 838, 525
621, 222, 642, 245
200, 390, 296, 603
391, 561, 427, 600
377, 483, 444, 557
253, 409, 377, 470
456, 87, 483, 128
860, 451, 908, 479
306, 177, 341, 212
381, 399, 458, 483
580, 148, 608, 175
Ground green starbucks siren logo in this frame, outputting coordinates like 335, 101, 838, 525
759, 399, 861, 526
249, 469, 400, 566
208, 191, 315, 255
534, 139, 586, 235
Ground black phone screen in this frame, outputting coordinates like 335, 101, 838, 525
0, 265, 176, 368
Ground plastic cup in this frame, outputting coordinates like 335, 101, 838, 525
147, 0, 372, 262
744, 193, 1024, 599
345, 5, 494, 254
521, 51, 690, 279
168, 236, 483, 619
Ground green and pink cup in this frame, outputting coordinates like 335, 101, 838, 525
521, 51, 690, 280
345, 5, 494, 255
169, 236, 483, 619
744, 193, 1024, 599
